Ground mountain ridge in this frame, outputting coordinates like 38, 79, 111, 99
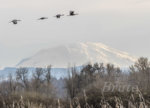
17, 42, 137, 68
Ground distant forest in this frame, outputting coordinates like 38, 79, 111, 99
0, 57, 150, 108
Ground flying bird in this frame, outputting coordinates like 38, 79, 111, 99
9, 19, 21, 25
38, 17, 48, 20
68, 11, 78, 16
54, 14, 64, 19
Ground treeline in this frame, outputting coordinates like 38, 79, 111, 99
0, 57, 150, 108
0, 65, 54, 97
64, 57, 150, 107
66, 57, 150, 99
65, 63, 122, 99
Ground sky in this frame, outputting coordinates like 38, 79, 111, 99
0, 0, 150, 68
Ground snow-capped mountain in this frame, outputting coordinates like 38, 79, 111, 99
17, 42, 137, 68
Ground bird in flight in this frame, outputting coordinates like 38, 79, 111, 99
54, 14, 64, 19
68, 11, 78, 16
38, 17, 48, 20
10, 19, 21, 25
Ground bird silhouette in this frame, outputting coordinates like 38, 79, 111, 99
54, 14, 64, 19
68, 11, 78, 16
38, 17, 48, 20
10, 19, 21, 25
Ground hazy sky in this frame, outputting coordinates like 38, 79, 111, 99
0, 0, 150, 68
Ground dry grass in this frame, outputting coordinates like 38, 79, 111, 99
0, 90, 150, 108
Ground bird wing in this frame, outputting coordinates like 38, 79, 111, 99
9, 21, 12, 23
70, 11, 74, 15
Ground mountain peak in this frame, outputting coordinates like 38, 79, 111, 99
17, 42, 137, 68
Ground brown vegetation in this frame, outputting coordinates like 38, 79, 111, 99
0, 57, 150, 108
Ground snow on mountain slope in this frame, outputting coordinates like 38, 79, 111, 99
17, 42, 137, 68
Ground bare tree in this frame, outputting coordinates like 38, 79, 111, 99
32, 67, 45, 93
106, 63, 115, 81
130, 57, 150, 91
65, 66, 78, 99
45, 65, 53, 96
8, 73, 16, 93
16, 67, 29, 90
45, 65, 51, 84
